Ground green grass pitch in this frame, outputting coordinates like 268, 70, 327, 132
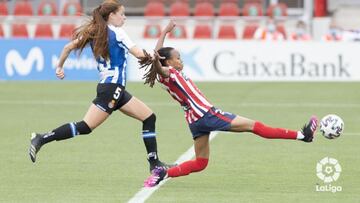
0, 82, 359, 202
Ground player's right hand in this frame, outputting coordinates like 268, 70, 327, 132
154, 50, 165, 60
56, 67, 65, 80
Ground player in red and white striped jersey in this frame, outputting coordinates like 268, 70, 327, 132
159, 65, 213, 124
141, 20, 318, 187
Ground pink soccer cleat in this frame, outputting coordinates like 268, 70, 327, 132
144, 167, 167, 187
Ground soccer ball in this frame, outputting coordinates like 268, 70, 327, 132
320, 114, 344, 139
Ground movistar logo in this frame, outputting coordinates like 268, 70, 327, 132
5, 47, 44, 76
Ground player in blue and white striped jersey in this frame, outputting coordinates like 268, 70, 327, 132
29, 0, 172, 172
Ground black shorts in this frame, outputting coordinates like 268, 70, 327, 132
92, 83, 132, 114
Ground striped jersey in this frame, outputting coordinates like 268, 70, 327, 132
159, 67, 213, 124
96, 25, 135, 86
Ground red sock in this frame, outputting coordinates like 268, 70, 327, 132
253, 121, 297, 139
167, 157, 208, 177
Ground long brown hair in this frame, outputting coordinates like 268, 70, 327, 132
140, 47, 174, 87
72, 0, 122, 60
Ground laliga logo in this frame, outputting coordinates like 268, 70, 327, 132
5, 47, 44, 76
316, 157, 341, 183
315, 157, 342, 193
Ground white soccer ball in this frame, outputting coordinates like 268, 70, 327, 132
320, 114, 344, 139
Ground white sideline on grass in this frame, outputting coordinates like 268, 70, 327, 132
127, 132, 219, 203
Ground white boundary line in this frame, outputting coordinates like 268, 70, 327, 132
1, 100, 360, 108
127, 132, 218, 203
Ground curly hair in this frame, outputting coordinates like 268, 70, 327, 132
139, 47, 174, 87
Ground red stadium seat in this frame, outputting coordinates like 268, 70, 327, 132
193, 24, 212, 39
219, 1, 239, 16
144, 1, 165, 16
59, 24, 76, 39
35, 24, 53, 38
217, 24, 236, 39
0, 24, 4, 37
38, 1, 58, 16
143, 24, 161, 38
267, 3, 288, 17
169, 1, 190, 16
14, 1, 33, 16
194, 1, 214, 16
243, 2, 263, 16
11, 24, 29, 38
62, 1, 82, 16
242, 24, 258, 39
169, 24, 187, 39
0, 1, 8, 15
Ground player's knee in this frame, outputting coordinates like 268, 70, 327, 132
143, 113, 156, 132
194, 158, 209, 172
75, 121, 92, 135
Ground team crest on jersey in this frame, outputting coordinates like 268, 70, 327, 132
108, 100, 115, 109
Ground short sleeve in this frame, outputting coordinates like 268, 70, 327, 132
167, 67, 178, 82
114, 27, 136, 50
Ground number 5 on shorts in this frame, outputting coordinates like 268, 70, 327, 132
113, 87, 122, 99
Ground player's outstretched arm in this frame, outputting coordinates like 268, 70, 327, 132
139, 20, 175, 87
155, 20, 176, 51
56, 39, 79, 79
130, 45, 150, 59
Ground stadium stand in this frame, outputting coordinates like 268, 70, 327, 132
217, 24, 237, 39
194, 0, 215, 16
218, 0, 239, 16
267, 3, 288, 17
169, 24, 187, 38
169, 0, 190, 16
314, 0, 327, 17
59, 24, 76, 39
38, 0, 58, 16
289, 20, 312, 41
14, 1, 34, 16
193, 24, 212, 39
62, 1, 82, 16
0, 1, 8, 15
0, 0, 332, 41
0, 24, 4, 37
11, 23, 29, 38
243, 2, 263, 16
242, 23, 259, 39
143, 24, 162, 38
276, 23, 287, 39
144, 0, 165, 16
34, 24, 53, 38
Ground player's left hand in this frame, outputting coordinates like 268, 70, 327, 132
164, 20, 176, 33
56, 67, 65, 80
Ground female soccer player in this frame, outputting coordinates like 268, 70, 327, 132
141, 21, 318, 187
29, 0, 171, 172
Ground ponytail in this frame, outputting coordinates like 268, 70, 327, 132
72, 1, 122, 60
139, 50, 158, 87
139, 47, 174, 87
